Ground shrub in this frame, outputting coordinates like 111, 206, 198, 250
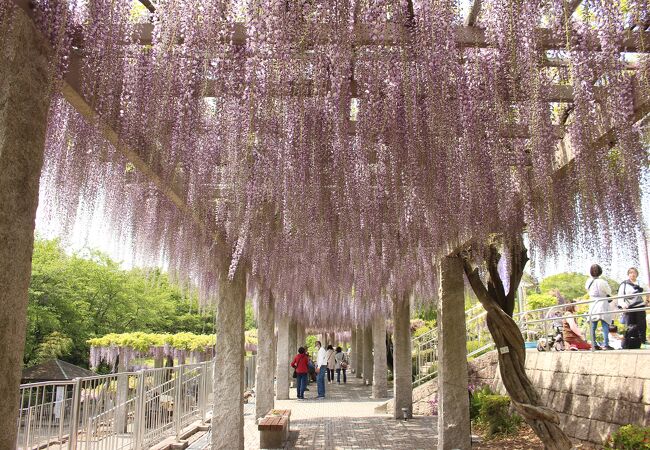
469, 385, 493, 420
605, 425, 650, 450
470, 387, 521, 437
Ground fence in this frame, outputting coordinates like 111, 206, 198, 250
17, 355, 257, 450
411, 293, 649, 386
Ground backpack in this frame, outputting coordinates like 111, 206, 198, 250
623, 325, 642, 350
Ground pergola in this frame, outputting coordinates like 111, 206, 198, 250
1, 1, 648, 449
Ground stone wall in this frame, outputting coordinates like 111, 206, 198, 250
493, 350, 650, 446
384, 352, 498, 416
385, 349, 649, 447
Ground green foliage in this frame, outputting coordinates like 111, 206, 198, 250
88, 332, 220, 352
526, 293, 558, 311
470, 387, 521, 437
538, 272, 588, 301
605, 425, 650, 450
244, 302, 256, 331
26, 238, 217, 367
469, 385, 493, 420
305, 335, 318, 356
32, 332, 73, 364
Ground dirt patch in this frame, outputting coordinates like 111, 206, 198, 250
471, 424, 601, 449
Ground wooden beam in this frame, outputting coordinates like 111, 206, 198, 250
126, 22, 650, 52
554, 78, 649, 169
465, 0, 482, 27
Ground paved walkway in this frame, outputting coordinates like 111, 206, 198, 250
191, 376, 436, 449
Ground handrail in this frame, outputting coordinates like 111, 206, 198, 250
412, 293, 648, 387
17, 355, 256, 450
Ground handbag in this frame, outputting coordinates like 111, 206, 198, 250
292, 369, 297, 378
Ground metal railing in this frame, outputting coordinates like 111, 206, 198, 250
17, 354, 257, 450
519, 292, 650, 351
411, 293, 648, 386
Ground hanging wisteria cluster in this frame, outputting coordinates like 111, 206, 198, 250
4, 0, 648, 327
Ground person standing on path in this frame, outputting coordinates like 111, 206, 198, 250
617, 267, 648, 345
291, 347, 310, 399
586, 264, 613, 350
326, 345, 336, 384
315, 341, 327, 398
334, 346, 348, 384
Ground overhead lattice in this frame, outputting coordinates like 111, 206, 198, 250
5, 0, 649, 327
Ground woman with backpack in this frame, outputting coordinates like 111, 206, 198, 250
334, 346, 348, 384
617, 267, 648, 347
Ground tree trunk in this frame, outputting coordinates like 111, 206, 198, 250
0, 8, 52, 448
461, 241, 572, 450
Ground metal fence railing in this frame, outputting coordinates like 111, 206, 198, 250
17, 354, 257, 450
411, 293, 648, 386
519, 293, 650, 351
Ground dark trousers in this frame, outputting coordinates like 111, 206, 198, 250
296, 373, 308, 398
336, 368, 347, 383
327, 368, 335, 382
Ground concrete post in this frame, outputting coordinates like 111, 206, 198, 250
296, 324, 305, 350
0, 9, 52, 446
211, 266, 247, 450
437, 257, 471, 450
372, 317, 388, 398
116, 351, 129, 433
256, 290, 275, 418
350, 329, 357, 373
276, 315, 290, 400
355, 327, 364, 378
363, 326, 374, 385
288, 319, 297, 386
392, 295, 412, 419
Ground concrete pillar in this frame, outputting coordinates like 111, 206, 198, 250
256, 290, 275, 418
116, 351, 129, 433
0, 9, 52, 447
372, 317, 388, 398
288, 319, 297, 386
355, 326, 364, 378
363, 326, 373, 385
296, 324, 305, 350
211, 266, 247, 450
437, 257, 471, 450
392, 295, 412, 419
275, 315, 290, 400
350, 329, 357, 373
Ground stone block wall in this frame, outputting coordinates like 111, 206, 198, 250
493, 350, 650, 446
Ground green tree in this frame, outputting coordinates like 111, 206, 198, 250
25, 238, 216, 367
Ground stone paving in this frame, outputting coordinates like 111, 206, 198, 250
191, 376, 436, 449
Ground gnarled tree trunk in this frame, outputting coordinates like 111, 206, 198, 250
460, 238, 572, 450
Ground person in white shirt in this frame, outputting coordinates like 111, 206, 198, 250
586, 264, 613, 349
617, 267, 648, 345
315, 341, 327, 398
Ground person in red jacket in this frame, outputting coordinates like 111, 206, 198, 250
291, 347, 310, 399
